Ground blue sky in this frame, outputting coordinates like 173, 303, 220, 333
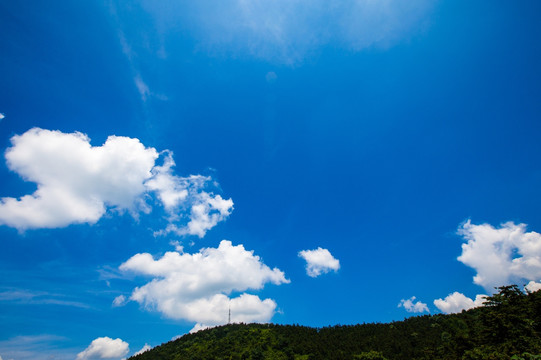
1, 0, 541, 359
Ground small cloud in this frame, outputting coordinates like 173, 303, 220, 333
265, 72, 277, 83
433, 292, 486, 314
134, 74, 168, 102
134, 75, 150, 102
398, 296, 429, 313
112, 295, 127, 307
134, 344, 151, 356
298, 247, 340, 277
76, 337, 129, 360
0, 113, 5, 120
525, 281, 541, 293
169, 240, 184, 252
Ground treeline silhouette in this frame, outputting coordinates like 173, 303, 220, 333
130, 285, 541, 360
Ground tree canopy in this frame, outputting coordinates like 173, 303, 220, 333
131, 286, 541, 360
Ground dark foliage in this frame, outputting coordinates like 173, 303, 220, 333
130, 286, 541, 360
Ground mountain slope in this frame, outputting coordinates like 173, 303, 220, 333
130, 286, 541, 360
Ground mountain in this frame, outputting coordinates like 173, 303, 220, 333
130, 286, 541, 360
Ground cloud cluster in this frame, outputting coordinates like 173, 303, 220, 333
298, 247, 340, 277
0, 128, 232, 236
138, 0, 434, 64
433, 292, 487, 314
457, 221, 541, 291
76, 337, 129, 360
398, 297, 429, 313
119, 240, 289, 331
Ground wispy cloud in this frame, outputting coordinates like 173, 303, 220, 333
134, 0, 435, 64
0, 335, 75, 360
134, 75, 150, 102
108, 2, 167, 103
0, 289, 90, 309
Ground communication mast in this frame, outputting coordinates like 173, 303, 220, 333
228, 303, 231, 324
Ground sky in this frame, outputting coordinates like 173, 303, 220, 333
1, 0, 541, 359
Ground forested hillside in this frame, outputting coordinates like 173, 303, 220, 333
130, 286, 541, 360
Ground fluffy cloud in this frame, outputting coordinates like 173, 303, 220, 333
298, 247, 340, 277
139, 0, 434, 64
457, 221, 541, 291
76, 337, 129, 360
0, 113, 4, 120
398, 297, 429, 313
525, 281, 541, 293
433, 292, 487, 314
0, 128, 232, 236
146, 153, 234, 238
120, 240, 289, 331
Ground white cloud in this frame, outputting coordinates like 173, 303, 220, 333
141, 151, 234, 238
0, 128, 232, 235
144, 152, 190, 210
0, 113, 4, 120
76, 337, 129, 360
433, 292, 487, 314
298, 247, 340, 277
398, 297, 429, 313
0, 128, 156, 229
457, 220, 541, 291
138, 0, 434, 64
181, 193, 234, 238
120, 240, 289, 331
525, 281, 541, 293
133, 344, 151, 356
112, 295, 127, 307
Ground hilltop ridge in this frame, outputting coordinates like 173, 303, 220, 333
130, 286, 541, 360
